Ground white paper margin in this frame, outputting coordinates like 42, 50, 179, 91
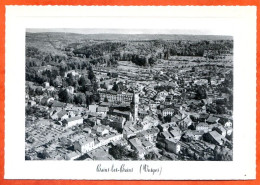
5, 6, 256, 180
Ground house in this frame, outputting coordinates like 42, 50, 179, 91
225, 127, 233, 136
155, 90, 169, 102
141, 139, 153, 150
97, 106, 109, 116
63, 117, 83, 128
158, 131, 181, 154
129, 138, 147, 159
138, 110, 149, 119
112, 137, 129, 147
178, 115, 192, 129
204, 131, 224, 145
89, 104, 98, 112
100, 133, 123, 147
96, 126, 109, 136
110, 109, 132, 121
221, 120, 233, 128
74, 137, 95, 153
65, 70, 80, 78
206, 115, 220, 124
83, 127, 92, 134
57, 110, 69, 121
162, 108, 175, 117
28, 100, 36, 106
136, 128, 159, 143
123, 126, 137, 139
158, 122, 176, 132
196, 122, 209, 133
169, 126, 182, 141
66, 86, 75, 94
51, 100, 66, 108
87, 147, 114, 160
43, 82, 50, 88
182, 130, 204, 141
165, 138, 181, 154
65, 151, 80, 160
141, 115, 159, 130
198, 113, 209, 122
104, 115, 126, 130
213, 125, 227, 137
40, 96, 54, 106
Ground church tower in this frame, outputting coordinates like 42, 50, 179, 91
131, 91, 139, 123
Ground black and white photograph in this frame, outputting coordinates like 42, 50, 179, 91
4, 6, 256, 180
25, 29, 233, 161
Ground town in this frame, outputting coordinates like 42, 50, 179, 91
25, 32, 233, 161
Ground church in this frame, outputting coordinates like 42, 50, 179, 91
130, 91, 139, 123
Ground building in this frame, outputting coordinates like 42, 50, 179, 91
206, 115, 220, 124
204, 131, 224, 145
63, 117, 83, 128
66, 86, 75, 94
196, 122, 209, 133
136, 128, 159, 143
104, 115, 126, 130
74, 137, 95, 153
65, 151, 80, 160
99, 90, 133, 103
43, 82, 50, 88
162, 108, 175, 117
213, 125, 227, 137
89, 104, 98, 113
129, 138, 147, 159
182, 130, 204, 141
157, 131, 181, 154
131, 91, 139, 123
110, 109, 132, 121
169, 126, 182, 141
96, 126, 109, 136
158, 122, 176, 132
96, 106, 109, 116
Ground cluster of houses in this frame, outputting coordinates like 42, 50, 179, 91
25, 59, 233, 161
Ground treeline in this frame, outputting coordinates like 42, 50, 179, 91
27, 66, 101, 106
121, 53, 157, 66
73, 42, 126, 58
26, 46, 67, 67
57, 88, 100, 106
166, 40, 233, 57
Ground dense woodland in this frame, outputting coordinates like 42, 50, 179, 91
26, 33, 233, 109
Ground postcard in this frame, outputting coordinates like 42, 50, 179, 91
4, 6, 256, 180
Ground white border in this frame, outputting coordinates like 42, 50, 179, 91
5, 6, 256, 180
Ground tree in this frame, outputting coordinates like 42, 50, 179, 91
78, 75, 88, 86
164, 115, 172, 123
145, 152, 157, 160
38, 149, 50, 159
112, 82, 119, 92
93, 93, 100, 103
58, 89, 73, 103
216, 105, 226, 114
93, 81, 99, 92
100, 82, 108, 90
66, 73, 76, 86
35, 87, 43, 95
129, 151, 139, 160
88, 67, 95, 81
109, 145, 128, 160
74, 93, 86, 105
195, 86, 207, 100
